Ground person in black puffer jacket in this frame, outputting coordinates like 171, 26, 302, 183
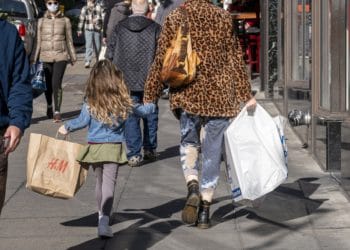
107, 0, 161, 167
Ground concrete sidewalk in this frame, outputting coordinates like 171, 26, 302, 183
1, 59, 350, 250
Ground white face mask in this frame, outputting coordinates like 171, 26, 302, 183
46, 2, 59, 13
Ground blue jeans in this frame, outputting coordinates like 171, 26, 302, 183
125, 92, 159, 159
179, 111, 230, 197
84, 30, 101, 63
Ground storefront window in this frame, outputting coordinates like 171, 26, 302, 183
347, 0, 350, 111
318, 0, 347, 113
283, 0, 312, 146
277, 0, 284, 83
291, 0, 312, 81
320, 0, 331, 110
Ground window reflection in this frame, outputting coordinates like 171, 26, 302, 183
347, 0, 350, 111
292, 0, 312, 81
320, 0, 331, 110
287, 0, 312, 147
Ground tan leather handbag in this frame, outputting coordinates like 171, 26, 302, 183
160, 7, 200, 88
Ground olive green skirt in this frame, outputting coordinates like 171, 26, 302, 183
76, 143, 128, 164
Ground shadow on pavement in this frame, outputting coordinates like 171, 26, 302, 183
65, 198, 185, 250
31, 110, 81, 124
61, 213, 99, 227
156, 146, 179, 161
211, 177, 330, 249
65, 197, 231, 249
233, 178, 330, 249
211, 178, 328, 227
64, 178, 329, 249
141, 146, 179, 167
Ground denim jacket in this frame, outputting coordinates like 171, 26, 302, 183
65, 102, 156, 143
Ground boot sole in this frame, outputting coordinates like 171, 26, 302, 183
197, 223, 210, 229
181, 193, 200, 224
99, 234, 113, 239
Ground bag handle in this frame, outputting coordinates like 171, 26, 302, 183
55, 132, 69, 141
179, 5, 190, 35
33, 18, 43, 63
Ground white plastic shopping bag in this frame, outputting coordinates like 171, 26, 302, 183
273, 115, 288, 166
224, 104, 288, 202
99, 45, 107, 61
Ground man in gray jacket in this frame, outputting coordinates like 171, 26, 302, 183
155, 0, 183, 25
102, 0, 131, 44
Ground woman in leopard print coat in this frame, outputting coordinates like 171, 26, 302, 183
144, 0, 256, 229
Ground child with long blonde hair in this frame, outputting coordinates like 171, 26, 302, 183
58, 60, 154, 238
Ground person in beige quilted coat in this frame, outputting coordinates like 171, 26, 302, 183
144, 0, 257, 229
33, 0, 76, 122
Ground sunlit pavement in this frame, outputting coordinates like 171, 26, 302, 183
1, 56, 350, 250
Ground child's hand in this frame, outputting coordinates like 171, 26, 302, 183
133, 103, 156, 117
58, 125, 68, 135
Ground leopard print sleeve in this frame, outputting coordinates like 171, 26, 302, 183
143, 13, 179, 103
225, 18, 252, 104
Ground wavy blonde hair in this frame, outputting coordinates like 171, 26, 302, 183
85, 60, 133, 124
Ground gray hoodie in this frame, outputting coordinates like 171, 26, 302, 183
155, 0, 184, 25
104, 2, 132, 40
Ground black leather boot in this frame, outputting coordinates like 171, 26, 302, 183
181, 180, 200, 224
197, 200, 211, 229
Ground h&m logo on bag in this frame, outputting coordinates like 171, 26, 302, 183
47, 158, 69, 173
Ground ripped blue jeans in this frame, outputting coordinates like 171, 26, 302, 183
179, 110, 230, 199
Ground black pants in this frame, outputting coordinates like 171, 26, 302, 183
0, 128, 8, 215
44, 61, 67, 112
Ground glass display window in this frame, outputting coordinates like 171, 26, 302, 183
320, 0, 331, 110
291, 0, 312, 82
347, 0, 350, 112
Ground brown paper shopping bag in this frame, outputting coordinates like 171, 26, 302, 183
26, 133, 88, 199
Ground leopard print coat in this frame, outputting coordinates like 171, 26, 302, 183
143, 0, 252, 118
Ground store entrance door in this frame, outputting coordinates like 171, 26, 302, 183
226, 0, 261, 87
283, 0, 312, 147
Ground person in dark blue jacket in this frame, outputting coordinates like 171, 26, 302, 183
107, 0, 161, 167
0, 19, 33, 215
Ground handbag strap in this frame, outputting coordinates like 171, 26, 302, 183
179, 5, 190, 35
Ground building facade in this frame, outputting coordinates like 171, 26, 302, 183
260, 0, 350, 187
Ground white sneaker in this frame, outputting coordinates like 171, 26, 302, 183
98, 215, 113, 238
128, 155, 142, 167
84, 62, 90, 68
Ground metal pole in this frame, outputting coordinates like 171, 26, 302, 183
302, 0, 306, 79
260, 0, 269, 93
283, 0, 290, 117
